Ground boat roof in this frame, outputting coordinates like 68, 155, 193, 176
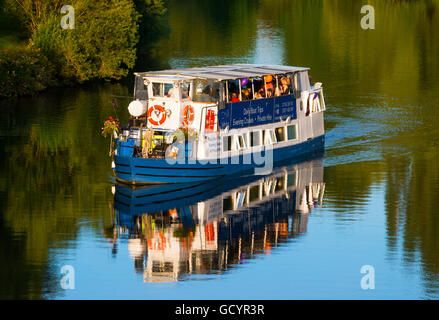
134, 64, 309, 81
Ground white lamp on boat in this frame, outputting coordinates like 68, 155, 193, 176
128, 100, 147, 117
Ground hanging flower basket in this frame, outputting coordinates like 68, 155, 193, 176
101, 116, 119, 156
101, 116, 119, 138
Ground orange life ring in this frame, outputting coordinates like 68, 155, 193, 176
182, 105, 194, 125
147, 105, 167, 126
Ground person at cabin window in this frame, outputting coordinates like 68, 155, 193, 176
264, 75, 275, 98
265, 75, 274, 89
267, 87, 274, 98
228, 80, 240, 102
275, 84, 281, 97
255, 87, 265, 99
231, 92, 240, 102
253, 77, 265, 99
165, 84, 176, 98
279, 75, 291, 95
240, 78, 252, 101
242, 88, 252, 101
275, 75, 290, 97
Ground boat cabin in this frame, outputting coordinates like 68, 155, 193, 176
121, 64, 325, 160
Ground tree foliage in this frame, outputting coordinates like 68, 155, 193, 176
29, 0, 140, 82
0, 0, 168, 96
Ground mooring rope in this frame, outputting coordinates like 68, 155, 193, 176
142, 128, 154, 158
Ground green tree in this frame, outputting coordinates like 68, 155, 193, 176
30, 0, 140, 82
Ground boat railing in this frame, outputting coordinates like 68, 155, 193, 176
118, 126, 199, 159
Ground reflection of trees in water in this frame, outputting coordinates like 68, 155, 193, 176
0, 84, 129, 298
323, 150, 439, 296
384, 149, 439, 297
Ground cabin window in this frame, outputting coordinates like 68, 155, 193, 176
194, 79, 219, 103
182, 82, 191, 99
275, 74, 291, 96
134, 76, 148, 100
223, 136, 232, 152
152, 82, 176, 98
263, 129, 276, 145
287, 125, 297, 140
250, 131, 261, 147
152, 82, 163, 97
253, 77, 265, 99
223, 73, 299, 103
164, 83, 174, 97
227, 80, 240, 103
275, 127, 286, 142
264, 75, 275, 98
240, 78, 253, 101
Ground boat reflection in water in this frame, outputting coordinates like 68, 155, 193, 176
112, 152, 325, 282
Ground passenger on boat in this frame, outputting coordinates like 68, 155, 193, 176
265, 75, 274, 89
166, 86, 177, 98
242, 88, 252, 100
253, 77, 265, 99
228, 80, 240, 102
254, 88, 265, 99
265, 75, 275, 97
231, 92, 240, 102
279, 76, 291, 95
267, 87, 274, 98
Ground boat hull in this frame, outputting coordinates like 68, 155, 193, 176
114, 134, 324, 184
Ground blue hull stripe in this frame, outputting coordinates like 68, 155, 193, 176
134, 165, 224, 170
115, 135, 324, 184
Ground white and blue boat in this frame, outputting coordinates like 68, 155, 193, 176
114, 64, 326, 184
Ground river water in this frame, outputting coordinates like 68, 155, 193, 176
1, 0, 439, 299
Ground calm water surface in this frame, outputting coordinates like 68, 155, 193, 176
1, 0, 439, 299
